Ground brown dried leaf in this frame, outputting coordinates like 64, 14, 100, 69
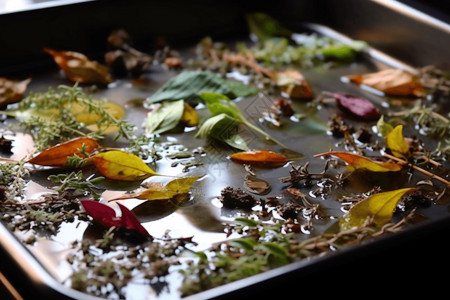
0, 77, 31, 108
44, 48, 113, 86
345, 68, 425, 97
273, 70, 314, 99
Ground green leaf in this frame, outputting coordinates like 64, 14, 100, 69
234, 217, 259, 227
199, 92, 288, 149
144, 99, 185, 134
147, 71, 258, 106
196, 113, 249, 150
229, 238, 257, 251
199, 92, 243, 119
258, 242, 290, 266
245, 12, 292, 42
376, 115, 394, 137
339, 188, 417, 231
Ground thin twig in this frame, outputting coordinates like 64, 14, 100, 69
383, 153, 450, 186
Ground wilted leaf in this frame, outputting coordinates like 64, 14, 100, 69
89, 150, 157, 181
314, 151, 402, 172
244, 175, 271, 194
272, 70, 314, 99
44, 48, 113, 86
230, 150, 289, 167
339, 188, 417, 231
80, 199, 151, 238
27, 137, 100, 166
345, 68, 425, 97
385, 125, 410, 158
70, 100, 125, 133
0, 77, 31, 108
110, 176, 199, 201
326, 92, 381, 120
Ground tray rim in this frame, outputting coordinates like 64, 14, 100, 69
1, 3, 449, 299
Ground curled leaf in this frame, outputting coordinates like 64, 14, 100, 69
196, 113, 249, 150
80, 199, 151, 238
314, 151, 402, 172
44, 48, 113, 86
145, 100, 185, 135
345, 68, 425, 97
326, 92, 381, 121
0, 77, 31, 108
230, 150, 289, 167
339, 188, 417, 231
27, 137, 100, 166
385, 125, 410, 158
110, 176, 199, 201
89, 150, 157, 181
272, 70, 314, 99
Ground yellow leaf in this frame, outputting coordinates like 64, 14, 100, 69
385, 125, 410, 158
180, 103, 199, 127
68, 101, 125, 133
314, 151, 403, 172
89, 150, 156, 181
339, 188, 416, 231
110, 176, 199, 201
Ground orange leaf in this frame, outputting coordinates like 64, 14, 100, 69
27, 137, 100, 166
44, 48, 113, 86
230, 150, 289, 167
314, 151, 402, 172
345, 68, 425, 97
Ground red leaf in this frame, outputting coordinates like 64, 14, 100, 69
80, 200, 151, 238
327, 92, 381, 121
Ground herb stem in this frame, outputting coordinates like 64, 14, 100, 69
241, 119, 288, 149
383, 153, 450, 186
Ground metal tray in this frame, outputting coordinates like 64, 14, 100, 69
1, 1, 449, 299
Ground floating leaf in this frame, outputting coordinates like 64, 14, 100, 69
44, 48, 113, 86
0, 77, 31, 108
199, 92, 288, 149
339, 188, 417, 231
196, 113, 249, 150
244, 175, 271, 195
314, 151, 402, 172
144, 100, 185, 135
385, 125, 410, 158
345, 68, 425, 97
230, 150, 289, 167
27, 137, 100, 166
80, 199, 151, 238
89, 150, 157, 181
326, 92, 381, 120
272, 70, 314, 99
110, 176, 199, 201
146, 70, 258, 106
